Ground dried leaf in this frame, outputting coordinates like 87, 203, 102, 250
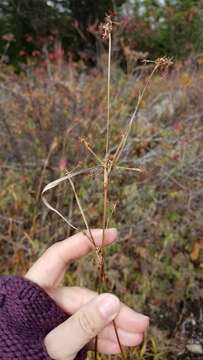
190, 243, 200, 261
42, 167, 100, 230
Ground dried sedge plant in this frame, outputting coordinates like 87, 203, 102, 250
42, 14, 173, 360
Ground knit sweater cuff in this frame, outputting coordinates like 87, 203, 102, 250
0, 276, 87, 360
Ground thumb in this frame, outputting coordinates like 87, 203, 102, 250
44, 293, 120, 360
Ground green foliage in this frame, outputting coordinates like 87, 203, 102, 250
0, 0, 203, 67
68, 0, 124, 29
0, 0, 72, 65
0, 0, 125, 65
124, 0, 203, 59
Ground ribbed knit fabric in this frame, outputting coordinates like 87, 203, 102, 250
0, 276, 87, 359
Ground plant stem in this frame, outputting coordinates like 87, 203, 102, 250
106, 33, 111, 156
98, 27, 125, 360
113, 320, 126, 359
94, 336, 98, 360
101, 30, 112, 283
101, 164, 108, 282
112, 65, 159, 167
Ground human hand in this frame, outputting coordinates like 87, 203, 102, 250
25, 229, 149, 360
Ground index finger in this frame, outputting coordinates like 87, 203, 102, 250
25, 228, 117, 288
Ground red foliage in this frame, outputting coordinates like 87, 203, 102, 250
173, 121, 183, 133
32, 50, 41, 57
25, 34, 33, 43
58, 158, 67, 172
48, 48, 64, 62
19, 50, 27, 57
2, 33, 15, 42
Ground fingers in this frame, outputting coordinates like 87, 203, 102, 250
48, 286, 149, 333
44, 293, 121, 360
88, 338, 124, 354
47, 286, 97, 314
46, 286, 148, 357
25, 228, 117, 288
116, 302, 149, 333
48, 286, 148, 353
95, 323, 144, 346
88, 332, 143, 353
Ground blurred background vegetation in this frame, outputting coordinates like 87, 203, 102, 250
0, 1, 203, 359
0, 0, 203, 67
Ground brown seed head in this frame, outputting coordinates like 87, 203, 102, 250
99, 15, 113, 40
155, 56, 174, 68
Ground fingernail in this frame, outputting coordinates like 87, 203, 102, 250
97, 294, 120, 320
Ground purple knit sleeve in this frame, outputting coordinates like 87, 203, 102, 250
0, 276, 87, 360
